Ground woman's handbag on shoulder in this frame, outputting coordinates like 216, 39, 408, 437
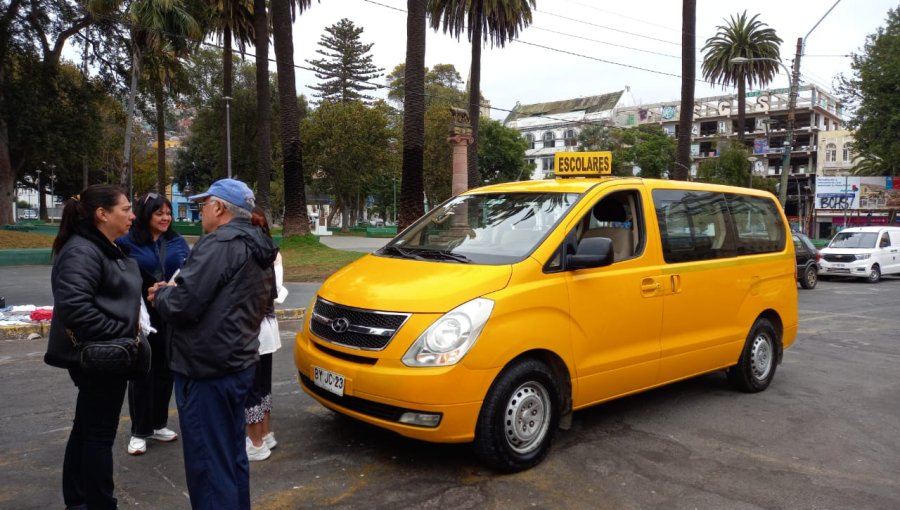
68, 328, 151, 380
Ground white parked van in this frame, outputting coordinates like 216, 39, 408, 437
819, 226, 900, 282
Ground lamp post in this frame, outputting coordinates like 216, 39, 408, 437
224, 96, 233, 179
730, 56, 800, 207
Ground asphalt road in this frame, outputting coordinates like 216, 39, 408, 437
1, 276, 899, 509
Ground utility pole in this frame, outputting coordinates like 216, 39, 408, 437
778, 37, 803, 207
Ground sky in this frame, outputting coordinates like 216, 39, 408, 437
287, 0, 896, 121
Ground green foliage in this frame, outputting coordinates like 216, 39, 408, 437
577, 124, 675, 178
478, 119, 529, 184
301, 100, 399, 227
701, 11, 782, 91
697, 140, 776, 191
839, 7, 900, 176
307, 18, 384, 104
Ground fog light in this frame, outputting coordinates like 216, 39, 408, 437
398, 412, 442, 428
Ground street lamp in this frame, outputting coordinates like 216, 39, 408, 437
224, 96, 233, 179
730, 56, 798, 207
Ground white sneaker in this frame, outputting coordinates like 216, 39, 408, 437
127, 436, 146, 455
246, 437, 271, 461
263, 432, 277, 450
150, 428, 178, 442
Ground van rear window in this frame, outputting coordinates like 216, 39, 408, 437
653, 190, 785, 263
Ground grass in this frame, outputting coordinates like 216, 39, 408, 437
0, 229, 54, 249
0, 230, 364, 282
279, 234, 365, 282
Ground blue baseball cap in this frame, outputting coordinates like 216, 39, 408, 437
189, 179, 255, 211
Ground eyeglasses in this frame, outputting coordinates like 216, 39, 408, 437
143, 192, 160, 205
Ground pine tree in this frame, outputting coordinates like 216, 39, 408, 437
307, 18, 384, 104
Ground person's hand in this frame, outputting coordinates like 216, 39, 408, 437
147, 281, 171, 306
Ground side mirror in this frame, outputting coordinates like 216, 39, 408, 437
566, 237, 614, 270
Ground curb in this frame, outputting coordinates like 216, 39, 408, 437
0, 308, 306, 341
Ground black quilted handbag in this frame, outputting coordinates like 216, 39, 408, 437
69, 329, 151, 380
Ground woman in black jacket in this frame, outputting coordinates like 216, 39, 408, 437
45, 184, 141, 510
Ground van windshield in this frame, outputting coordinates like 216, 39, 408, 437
829, 232, 878, 249
379, 192, 580, 265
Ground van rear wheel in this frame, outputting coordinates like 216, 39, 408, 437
474, 359, 561, 472
728, 318, 779, 393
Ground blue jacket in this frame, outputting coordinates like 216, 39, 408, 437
117, 232, 190, 284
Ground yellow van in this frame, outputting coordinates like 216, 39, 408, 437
294, 168, 798, 472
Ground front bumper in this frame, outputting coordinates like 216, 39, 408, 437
294, 328, 499, 443
818, 259, 871, 278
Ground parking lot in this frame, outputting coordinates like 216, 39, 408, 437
1, 277, 899, 509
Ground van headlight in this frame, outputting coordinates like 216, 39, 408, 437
402, 298, 494, 367
855, 254, 870, 260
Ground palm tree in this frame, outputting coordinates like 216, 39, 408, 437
399, 0, 426, 229
426, 0, 535, 190
253, 0, 272, 213
674, 0, 695, 181
208, 0, 254, 176
271, 0, 316, 235
701, 11, 782, 149
126, 0, 203, 194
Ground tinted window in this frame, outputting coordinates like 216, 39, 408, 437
653, 190, 735, 263
653, 190, 784, 263
726, 194, 786, 254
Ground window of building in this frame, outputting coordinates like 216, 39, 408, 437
543, 131, 556, 148
825, 143, 837, 163
524, 133, 535, 150
842, 142, 851, 162
542, 156, 554, 172
564, 129, 576, 147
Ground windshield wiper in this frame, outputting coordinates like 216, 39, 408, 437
378, 245, 428, 261
415, 249, 472, 263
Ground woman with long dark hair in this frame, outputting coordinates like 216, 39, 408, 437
244, 207, 287, 461
117, 193, 190, 455
45, 184, 141, 509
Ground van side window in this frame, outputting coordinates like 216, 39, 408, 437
726, 194, 786, 254
653, 190, 735, 263
580, 190, 644, 262
880, 234, 891, 248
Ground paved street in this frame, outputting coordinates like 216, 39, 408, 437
1, 277, 899, 509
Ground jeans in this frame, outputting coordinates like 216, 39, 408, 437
175, 365, 255, 510
62, 368, 128, 510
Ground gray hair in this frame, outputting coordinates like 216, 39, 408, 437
210, 197, 252, 220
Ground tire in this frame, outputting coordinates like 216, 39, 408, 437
867, 264, 881, 283
799, 264, 817, 289
473, 359, 562, 473
728, 318, 779, 393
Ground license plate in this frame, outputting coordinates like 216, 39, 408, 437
833, 263, 844, 268
313, 366, 345, 397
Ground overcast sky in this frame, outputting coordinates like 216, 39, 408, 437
288, 0, 895, 121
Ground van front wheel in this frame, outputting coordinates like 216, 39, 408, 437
728, 318, 778, 393
867, 264, 881, 283
474, 359, 561, 472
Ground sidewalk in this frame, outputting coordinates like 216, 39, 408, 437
0, 235, 388, 340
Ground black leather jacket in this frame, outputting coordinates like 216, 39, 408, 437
155, 218, 277, 379
44, 228, 143, 369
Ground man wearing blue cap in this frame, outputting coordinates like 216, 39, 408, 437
149, 179, 277, 510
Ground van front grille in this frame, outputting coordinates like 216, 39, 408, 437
309, 297, 410, 351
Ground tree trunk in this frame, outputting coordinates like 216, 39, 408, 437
398, 0, 426, 229
122, 54, 140, 193
674, 0, 695, 181
223, 30, 233, 179
0, 115, 12, 226
254, 0, 272, 215
156, 86, 167, 194
737, 78, 746, 148
466, 0, 483, 189
271, 0, 310, 235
